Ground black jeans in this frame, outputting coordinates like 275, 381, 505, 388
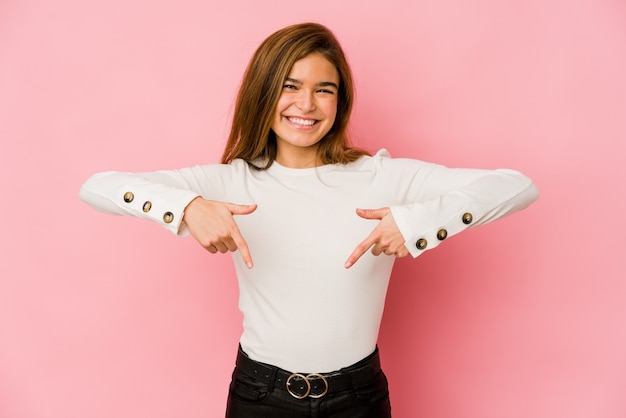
226, 347, 392, 418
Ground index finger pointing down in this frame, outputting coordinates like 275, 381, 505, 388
344, 233, 377, 269
231, 228, 253, 269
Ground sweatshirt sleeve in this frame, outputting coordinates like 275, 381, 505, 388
79, 165, 230, 236
386, 156, 539, 258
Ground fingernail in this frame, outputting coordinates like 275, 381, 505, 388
246, 262, 253, 269
344, 261, 352, 269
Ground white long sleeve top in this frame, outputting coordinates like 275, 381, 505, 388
80, 149, 538, 373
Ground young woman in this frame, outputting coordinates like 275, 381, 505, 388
80, 22, 538, 418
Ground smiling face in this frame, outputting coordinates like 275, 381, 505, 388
271, 53, 340, 168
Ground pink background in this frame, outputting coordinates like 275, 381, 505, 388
1, 0, 625, 417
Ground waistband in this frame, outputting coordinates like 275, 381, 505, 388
234, 346, 381, 399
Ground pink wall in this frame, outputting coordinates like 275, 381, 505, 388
1, 1, 625, 417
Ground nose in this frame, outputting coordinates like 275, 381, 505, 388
295, 91, 316, 112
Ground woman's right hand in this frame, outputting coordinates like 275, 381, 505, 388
182, 197, 257, 268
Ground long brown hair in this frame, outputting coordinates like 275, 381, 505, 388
221, 22, 369, 168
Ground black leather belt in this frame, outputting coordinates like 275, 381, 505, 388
235, 346, 381, 399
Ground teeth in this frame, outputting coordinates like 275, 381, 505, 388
288, 117, 315, 126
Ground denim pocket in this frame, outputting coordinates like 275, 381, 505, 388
228, 370, 271, 404
349, 370, 391, 405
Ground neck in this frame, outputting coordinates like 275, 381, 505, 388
276, 147, 321, 168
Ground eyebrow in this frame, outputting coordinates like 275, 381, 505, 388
285, 77, 339, 90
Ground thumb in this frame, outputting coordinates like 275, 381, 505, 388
356, 207, 389, 220
227, 203, 257, 215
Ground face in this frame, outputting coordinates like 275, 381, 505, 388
271, 53, 339, 168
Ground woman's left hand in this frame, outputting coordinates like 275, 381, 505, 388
344, 207, 409, 269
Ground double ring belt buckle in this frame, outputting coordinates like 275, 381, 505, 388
286, 373, 329, 399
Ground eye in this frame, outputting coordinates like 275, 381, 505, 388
283, 84, 297, 90
317, 89, 335, 95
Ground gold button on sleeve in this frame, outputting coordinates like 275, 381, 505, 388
437, 229, 448, 241
123, 192, 134, 203
142, 201, 152, 212
462, 212, 473, 225
163, 212, 174, 224
416, 238, 428, 250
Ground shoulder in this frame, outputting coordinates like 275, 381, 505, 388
349, 148, 437, 173
191, 158, 254, 177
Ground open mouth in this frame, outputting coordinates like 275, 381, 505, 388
286, 116, 318, 127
